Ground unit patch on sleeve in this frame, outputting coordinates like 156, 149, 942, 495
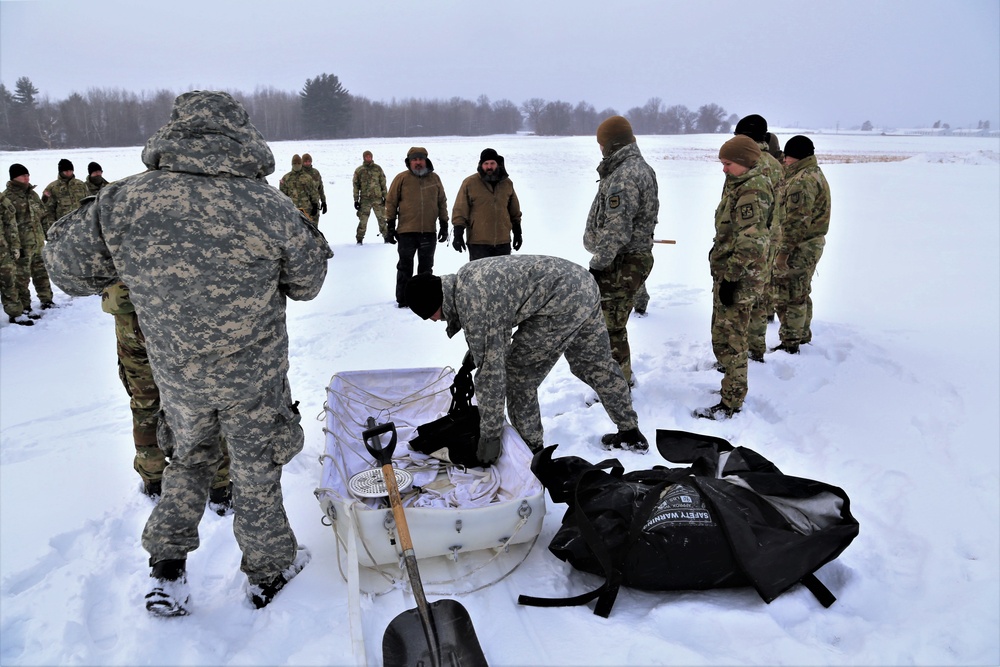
740, 203, 755, 220
608, 194, 621, 209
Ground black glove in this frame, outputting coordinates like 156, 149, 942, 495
437, 221, 448, 243
453, 226, 467, 252
321, 201, 328, 215
718, 280, 738, 307
385, 223, 397, 244
476, 434, 502, 466
310, 204, 319, 219
511, 221, 523, 251
353, 201, 360, 211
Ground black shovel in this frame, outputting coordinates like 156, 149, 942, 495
362, 418, 488, 667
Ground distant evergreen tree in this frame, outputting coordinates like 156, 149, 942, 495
300, 73, 351, 139
861, 120, 873, 131
693, 103, 728, 133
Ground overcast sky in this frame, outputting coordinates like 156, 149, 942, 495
2, 0, 998, 130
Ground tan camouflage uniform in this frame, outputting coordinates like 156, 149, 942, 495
710, 161, 773, 410
43, 91, 333, 587
440, 255, 639, 453
42, 173, 89, 231
279, 160, 321, 224
85, 174, 110, 196
584, 142, 659, 383
0, 192, 22, 319
774, 155, 830, 346
4, 179, 53, 310
748, 147, 785, 357
352, 160, 387, 241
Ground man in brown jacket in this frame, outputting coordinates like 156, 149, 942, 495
385, 147, 449, 308
451, 148, 522, 261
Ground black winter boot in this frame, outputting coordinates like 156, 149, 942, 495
693, 402, 741, 420
145, 558, 189, 617
600, 427, 649, 453
246, 546, 312, 609
208, 483, 233, 516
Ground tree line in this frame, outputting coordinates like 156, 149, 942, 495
0, 73, 736, 151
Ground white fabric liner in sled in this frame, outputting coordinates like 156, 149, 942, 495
316, 367, 546, 569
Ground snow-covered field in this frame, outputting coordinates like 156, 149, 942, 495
1, 131, 998, 666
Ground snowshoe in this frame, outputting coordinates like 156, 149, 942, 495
693, 402, 741, 421
600, 427, 649, 453
208, 483, 233, 516
145, 558, 189, 617
246, 545, 311, 609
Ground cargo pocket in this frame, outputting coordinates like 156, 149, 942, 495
155, 410, 175, 459
270, 395, 304, 466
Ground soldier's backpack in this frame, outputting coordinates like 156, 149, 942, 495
408, 352, 486, 468
518, 429, 860, 617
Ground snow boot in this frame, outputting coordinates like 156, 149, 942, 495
246, 545, 311, 609
770, 342, 800, 355
713, 361, 725, 373
601, 427, 649, 453
693, 402, 741, 420
208, 483, 233, 516
8, 314, 34, 326
749, 350, 765, 363
145, 558, 189, 617
23, 309, 41, 320
40, 301, 57, 310
142, 479, 162, 500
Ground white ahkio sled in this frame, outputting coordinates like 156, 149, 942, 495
315, 366, 546, 666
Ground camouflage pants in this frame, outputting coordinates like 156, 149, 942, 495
14, 231, 53, 308
774, 244, 824, 345
0, 252, 23, 318
634, 282, 650, 312
748, 245, 777, 356
356, 198, 387, 241
593, 251, 654, 383
115, 311, 230, 488
505, 300, 638, 449
711, 281, 753, 410
142, 376, 302, 585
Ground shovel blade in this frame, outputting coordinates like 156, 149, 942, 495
383, 599, 488, 667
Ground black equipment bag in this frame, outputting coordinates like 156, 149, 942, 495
408, 352, 488, 468
518, 429, 860, 617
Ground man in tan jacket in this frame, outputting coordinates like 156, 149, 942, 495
451, 148, 522, 261
385, 147, 449, 308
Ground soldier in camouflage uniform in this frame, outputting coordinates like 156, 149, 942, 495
733, 115, 785, 361
584, 116, 659, 385
352, 150, 387, 244
772, 135, 831, 353
85, 162, 109, 196
696, 136, 773, 420
279, 154, 321, 224
0, 187, 31, 325
301, 154, 327, 224
404, 255, 648, 460
4, 164, 54, 315
43, 90, 333, 616
102, 281, 233, 507
42, 158, 89, 233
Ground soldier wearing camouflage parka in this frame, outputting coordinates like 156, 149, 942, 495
772, 135, 831, 352
43, 90, 333, 615
4, 164, 54, 313
352, 150, 388, 243
733, 115, 785, 359
300, 154, 327, 223
279, 154, 321, 224
0, 188, 27, 324
85, 162, 110, 196
695, 136, 773, 420
42, 159, 89, 232
584, 116, 659, 385
404, 255, 648, 463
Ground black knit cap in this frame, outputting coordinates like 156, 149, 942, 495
734, 114, 768, 143
479, 148, 500, 165
405, 273, 443, 320
58, 158, 74, 173
783, 135, 815, 160
88, 161, 102, 175
9, 163, 29, 180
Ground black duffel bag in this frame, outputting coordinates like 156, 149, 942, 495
518, 429, 860, 617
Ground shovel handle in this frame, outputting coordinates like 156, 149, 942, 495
653, 239, 677, 244
363, 421, 398, 466
381, 461, 415, 553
